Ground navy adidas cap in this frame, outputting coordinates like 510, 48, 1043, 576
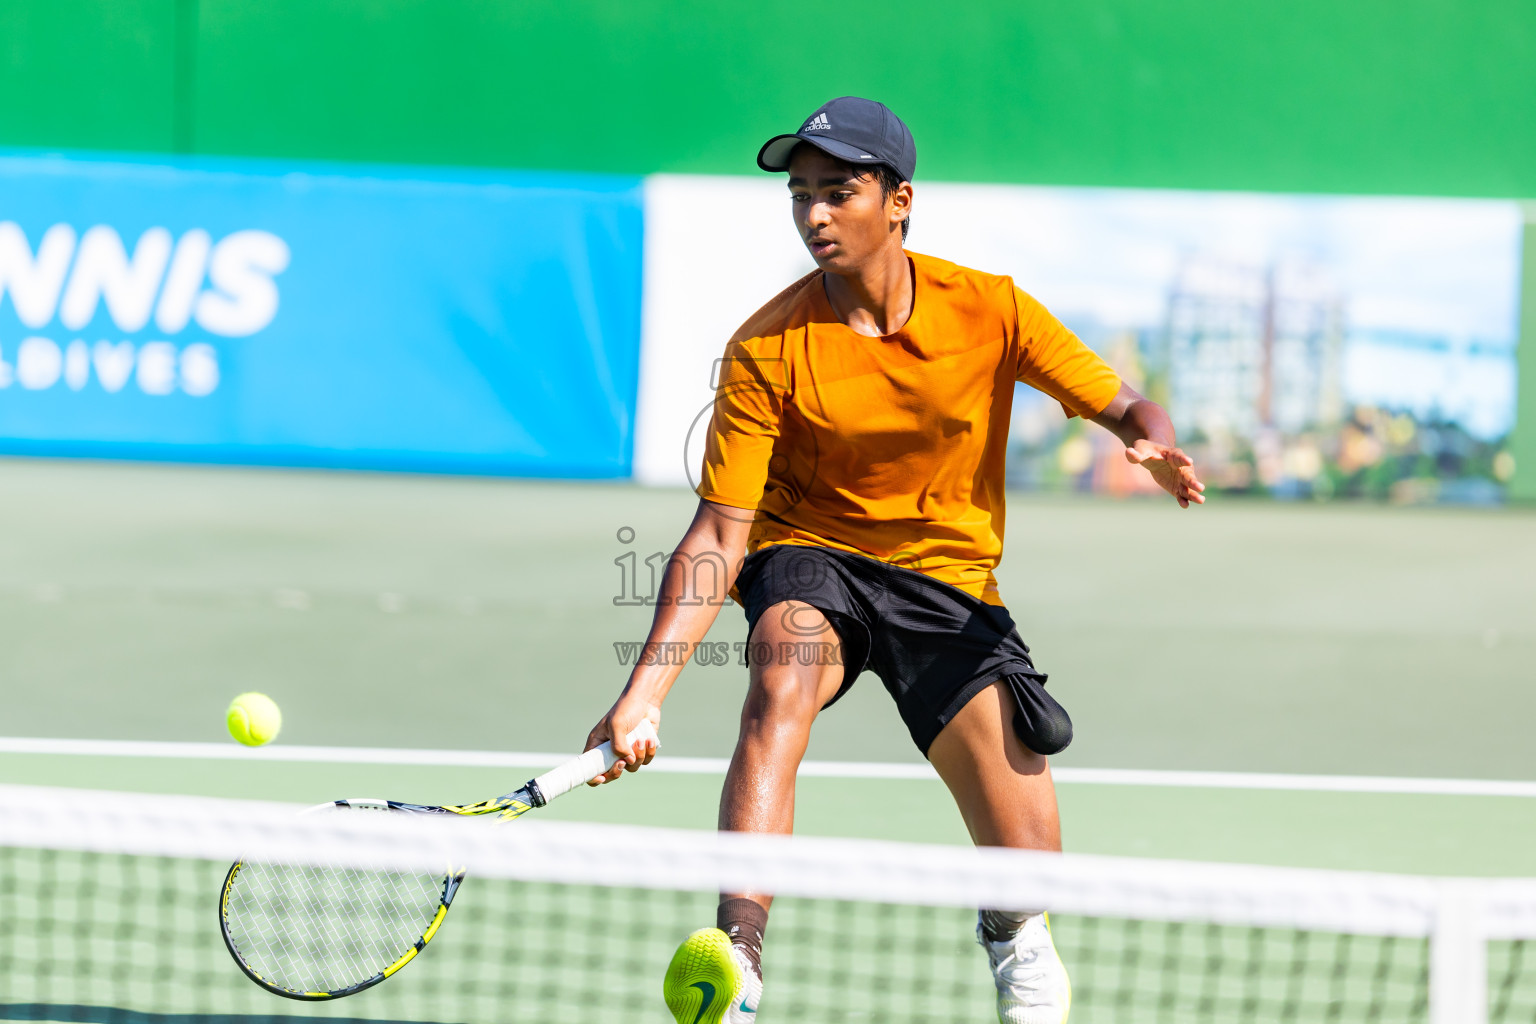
757, 97, 916, 183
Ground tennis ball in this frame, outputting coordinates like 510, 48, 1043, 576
227, 692, 282, 747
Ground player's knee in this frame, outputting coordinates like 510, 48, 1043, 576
742, 667, 821, 726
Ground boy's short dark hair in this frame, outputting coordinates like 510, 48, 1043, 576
866, 163, 911, 243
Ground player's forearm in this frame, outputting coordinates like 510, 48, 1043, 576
1092, 384, 1176, 449
1115, 397, 1176, 448
621, 558, 736, 703
621, 502, 749, 705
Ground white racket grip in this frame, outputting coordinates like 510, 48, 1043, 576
532, 720, 660, 804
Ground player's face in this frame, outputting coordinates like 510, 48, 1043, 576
787, 146, 902, 272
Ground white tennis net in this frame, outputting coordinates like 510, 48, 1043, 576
3, 783, 1535, 1023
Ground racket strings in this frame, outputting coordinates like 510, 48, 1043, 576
224, 858, 447, 994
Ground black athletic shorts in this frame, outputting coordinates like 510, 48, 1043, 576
734, 544, 1073, 757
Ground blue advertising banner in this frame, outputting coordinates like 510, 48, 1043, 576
0, 153, 644, 476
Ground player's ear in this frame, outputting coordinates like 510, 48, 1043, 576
889, 181, 913, 223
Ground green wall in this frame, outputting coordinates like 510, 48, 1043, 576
0, 0, 1532, 196
0, 0, 180, 153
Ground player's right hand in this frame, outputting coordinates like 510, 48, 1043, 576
1125, 439, 1207, 508
584, 695, 661, 786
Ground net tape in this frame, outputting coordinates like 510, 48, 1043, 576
6, 784, 1535, 939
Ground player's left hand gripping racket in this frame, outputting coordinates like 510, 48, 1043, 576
219, 721, 658, 1000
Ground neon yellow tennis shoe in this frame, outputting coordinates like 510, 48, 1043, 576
663, 927, 761, 1024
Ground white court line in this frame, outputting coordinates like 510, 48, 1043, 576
3, 736, 1535, 798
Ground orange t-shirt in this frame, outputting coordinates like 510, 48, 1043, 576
696, 251, 1121, 605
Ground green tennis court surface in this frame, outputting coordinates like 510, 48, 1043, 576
2, 457, 1534, 876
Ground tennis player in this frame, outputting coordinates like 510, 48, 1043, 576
584, 96, 1204, 1024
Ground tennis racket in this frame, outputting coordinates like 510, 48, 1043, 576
219, 721, 658, 1000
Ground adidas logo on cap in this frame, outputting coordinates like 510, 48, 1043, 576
803, 112, 831, 131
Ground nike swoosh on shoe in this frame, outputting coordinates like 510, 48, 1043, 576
689, 981, 716, 1024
